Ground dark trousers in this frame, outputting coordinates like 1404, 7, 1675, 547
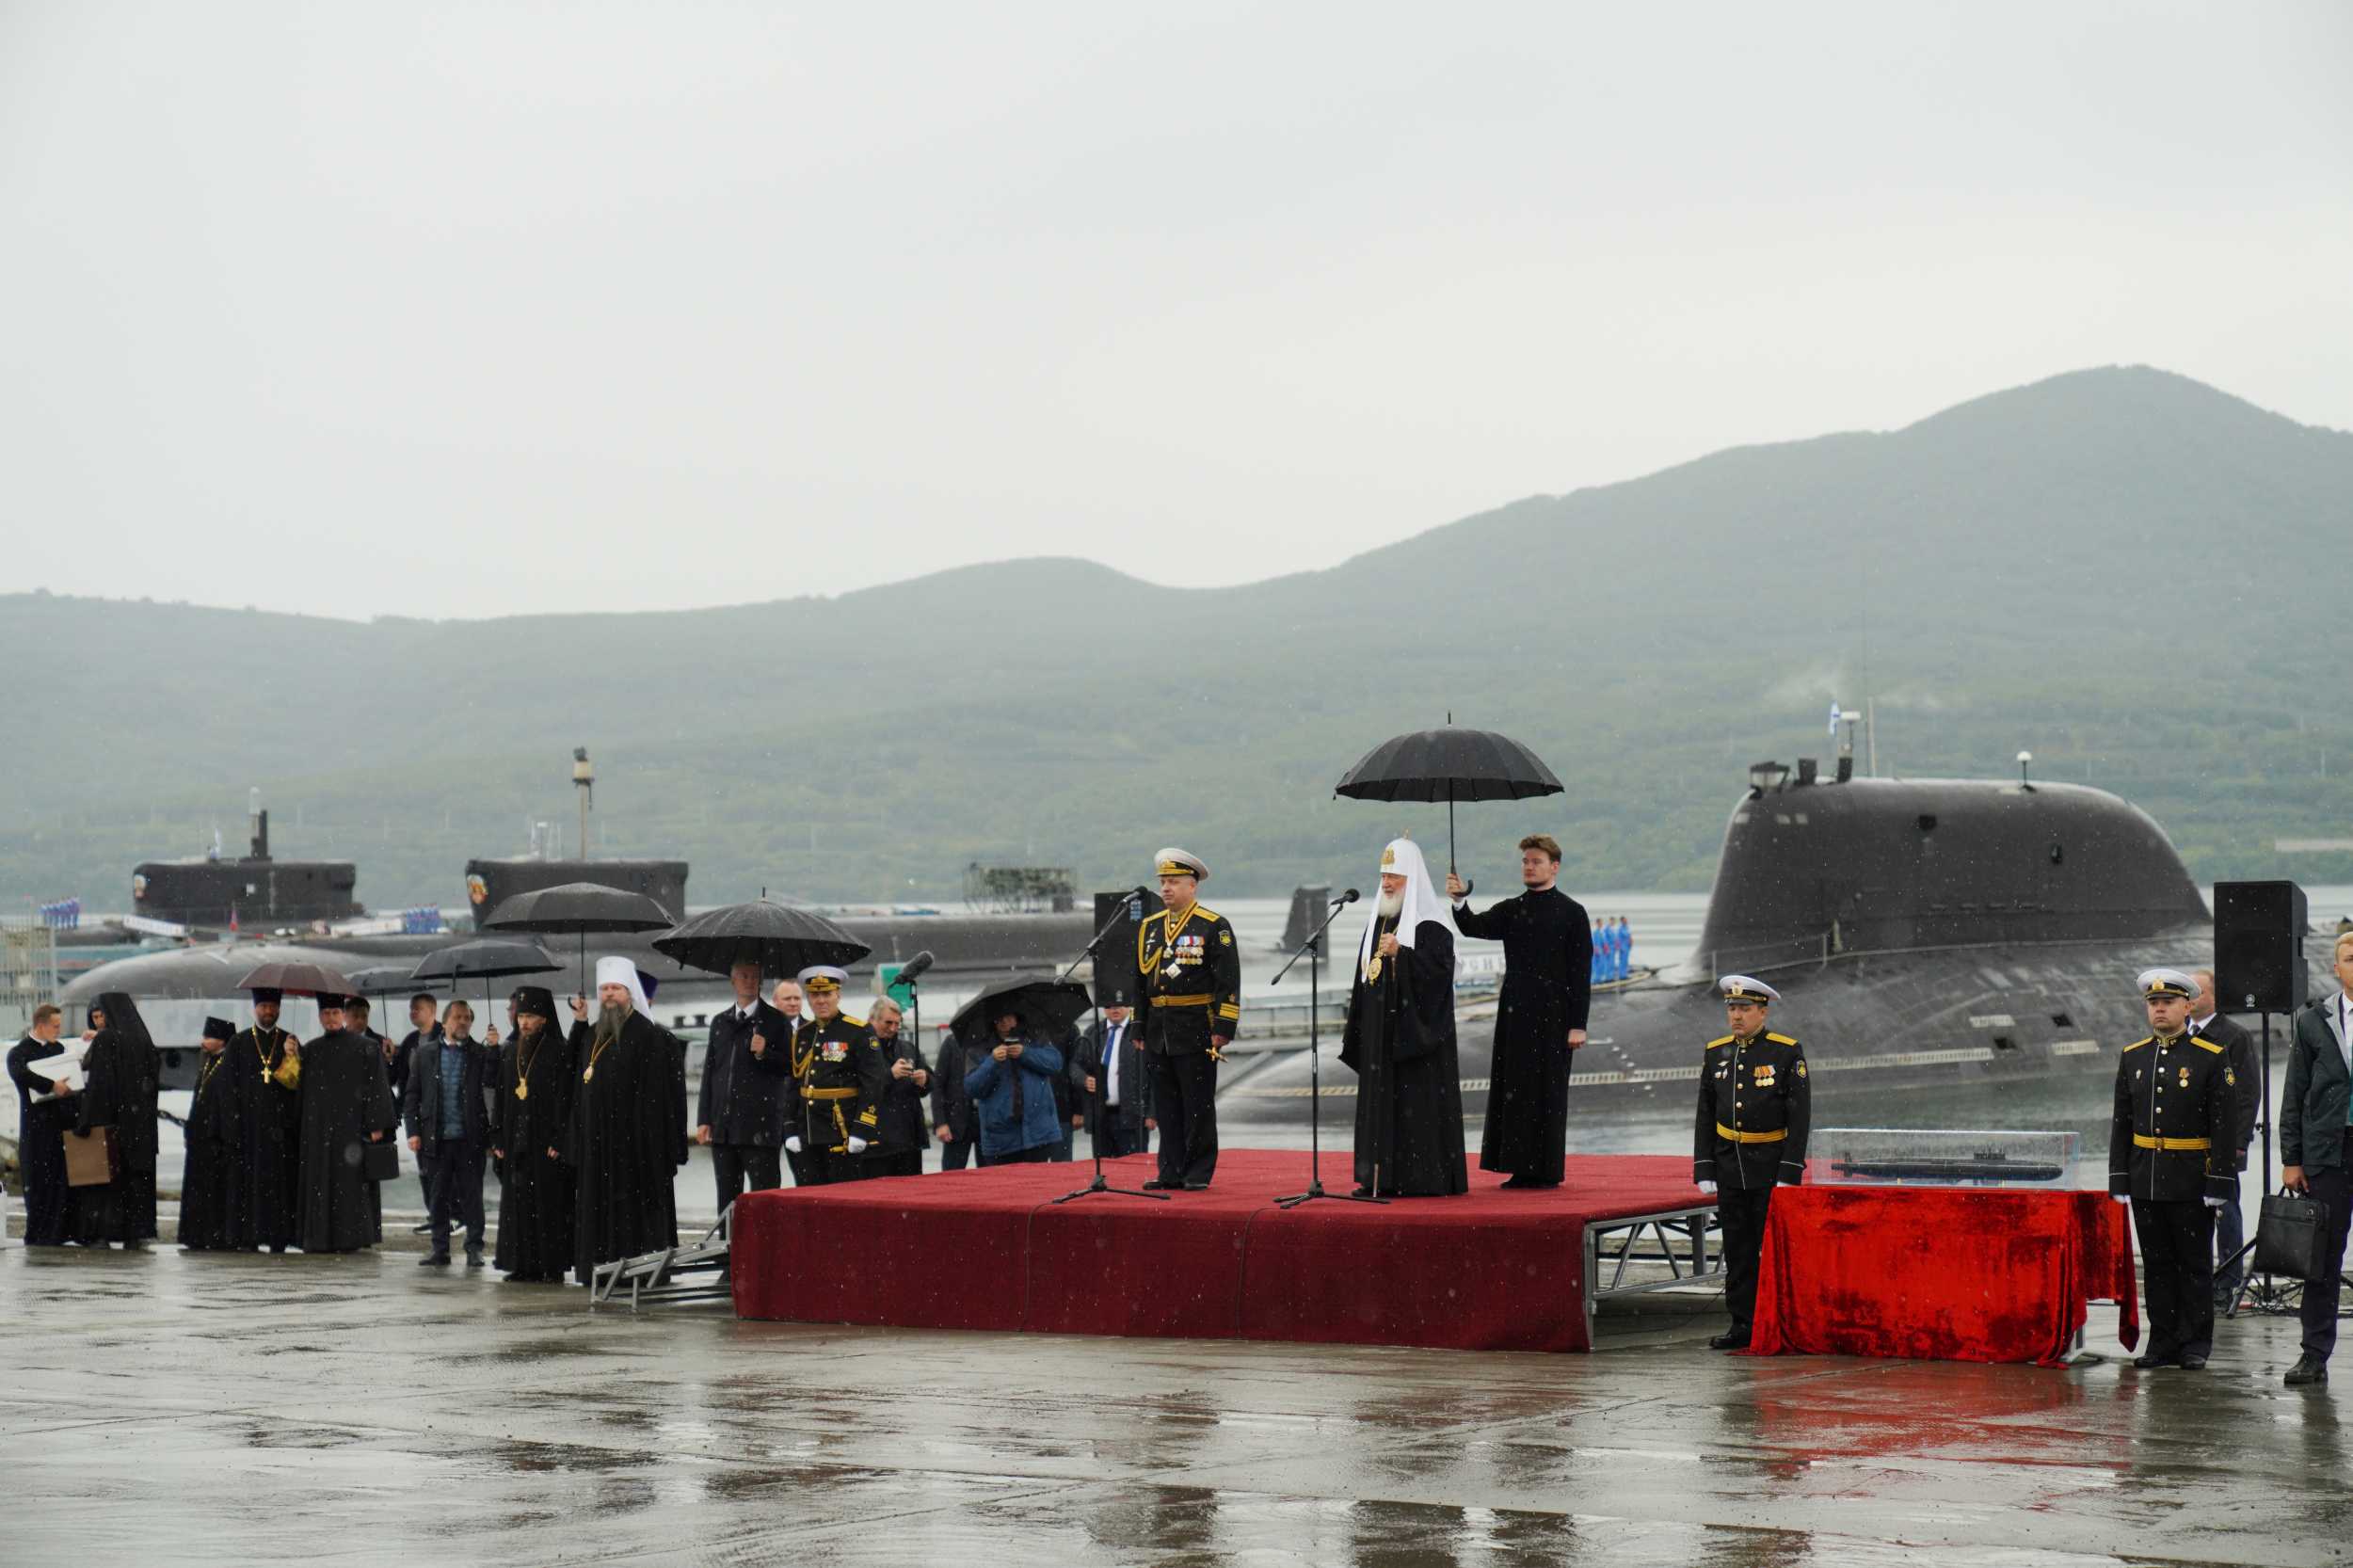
1053, 1129, 1076, 1162
941, 1135, 978, 1171
1716, 1182, 1774, 1333
2301, 1165, 2353, 1360
1092, 1118, 1146, 1160
2133, 1197, 2217, 1361
1148, 1051, 1217, 1187
712, 1143, 782, 1214
2214, 1185, 2248, 1301
425, 1138, 487, 1256
871, 1149, 922, 1177
990, 1144, 1052, 1165
800, 1147, 872, 1186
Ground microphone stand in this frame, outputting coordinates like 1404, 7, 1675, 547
1274, 892, 1384, 1208
1057, 890, 1166, 1204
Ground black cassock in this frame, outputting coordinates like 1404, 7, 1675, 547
216, 1027, 302, 1250
72, 1026, 160, 1244
296, 1030, 397, 1254
179, 1050, 238, 1249
7, 1036, 75, 1245
493, 1026, 577, 1281
1452, 886, 1593, 1183
1340, 916, 1468, 1196
561, 1013, 688, 1284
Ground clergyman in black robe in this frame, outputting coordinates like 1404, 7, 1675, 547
1449, 834, 1593, 1189
72, 992, 160, 1246
294, 996, 398, 1254
178, 1017, 241, 1250
1340, 839, 1468, 1198
220, 989, 304, 1251
559, 960, 687, 1285
492, 986, 576, 1283
8, 1006, 78, 1245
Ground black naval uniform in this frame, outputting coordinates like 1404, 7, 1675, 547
1137, 901, 1242, 1189
786, 1013, 888, 1186
1693, 1029, 1811, 1343
2108, 1031, 2237, 1365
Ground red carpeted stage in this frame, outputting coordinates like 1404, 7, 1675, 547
730, 1150, 1707, 1353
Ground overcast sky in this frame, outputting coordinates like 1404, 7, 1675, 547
5, 3, 2349, 620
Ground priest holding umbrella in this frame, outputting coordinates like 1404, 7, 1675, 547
1340, 840, 1468, 1198
1447, 836, 1593, 1189
558, 957, 688, 1283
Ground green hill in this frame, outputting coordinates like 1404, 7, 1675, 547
9, 365, 2352, 910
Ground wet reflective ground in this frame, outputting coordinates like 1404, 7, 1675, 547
3, 1241, 2342, 1567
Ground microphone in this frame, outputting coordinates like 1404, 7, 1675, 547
1333, 888, 1360, 905
893, 951, 936, 986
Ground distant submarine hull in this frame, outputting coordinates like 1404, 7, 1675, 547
1224, 774, 2286, 1127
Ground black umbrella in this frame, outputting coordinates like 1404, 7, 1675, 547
409, 938, 561, 1013
235, 959, 360, 1000
481, 881, 676, 995
652, 898, 871, 980
1334, 721, 1564, 882
948, 973, 1095, 1048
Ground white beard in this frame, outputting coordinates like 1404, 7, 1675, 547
1376, 889, 1404, 918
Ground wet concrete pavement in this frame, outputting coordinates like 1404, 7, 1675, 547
4, 1241, 2345, 1567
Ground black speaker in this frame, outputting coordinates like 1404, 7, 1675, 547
1091, 889, 1148, 1007
2214, 880, 2308, 1014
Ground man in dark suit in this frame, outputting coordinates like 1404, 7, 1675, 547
696, 960, 794, 1212
2190, 968, 2260, 1307
1069, 1004, 1155, 1160
930, 1031, 985, 1169
401, 999, 498, 1267
2281, 934, 2353, 1387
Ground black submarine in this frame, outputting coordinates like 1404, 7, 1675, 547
1222, 759, 2297, 1126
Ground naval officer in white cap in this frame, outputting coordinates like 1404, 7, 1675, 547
1693, 975, 1811, 1351
1135, 847, 1242, 1191
2109, 967, 2237, 1369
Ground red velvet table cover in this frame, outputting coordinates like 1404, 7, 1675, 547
1747, 1186, 2138, 1367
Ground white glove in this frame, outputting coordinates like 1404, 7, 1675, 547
2204, 1196, 2228, 1208
2111, 1192, 2131, 1206
846, 1136, 868, 1154
1696, 1179, 1717, 1195
784, 1136, 803, 1154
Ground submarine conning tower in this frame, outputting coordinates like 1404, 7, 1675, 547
1680, 769, 2211, 979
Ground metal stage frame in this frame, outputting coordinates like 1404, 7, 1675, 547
1582, 1203, 1724, 1322
590, 1205, 735, 1309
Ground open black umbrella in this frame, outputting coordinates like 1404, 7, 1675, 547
1334, 721, 1564, 884
481, 881, 675, 995
235, 959, 360, 999
948, 972, 1095, 1048
652, 898, 871, 980
409, 938, 561, 1013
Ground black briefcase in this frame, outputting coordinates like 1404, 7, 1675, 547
360, 1141, 401, 1184
2253, 1190, 2332, 1283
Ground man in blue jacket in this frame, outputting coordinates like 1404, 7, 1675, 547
2281, 933, 2353, 1387
402, 998, 498, 1268
964, 1008, 1065, 1166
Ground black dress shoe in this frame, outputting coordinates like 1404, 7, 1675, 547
2178, 1354, 2208, 1370
419, 1253, 451, 1268
464, 1251, 485, 1270
1184, 1181, 1211, 1192
1140, 1179, 1174, 1191
2130, 1352, 2177, 1369
1351, 1186, 1378, 1198
2286, 1355, 2329, 1386
1707, 1331, 1751, 1351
